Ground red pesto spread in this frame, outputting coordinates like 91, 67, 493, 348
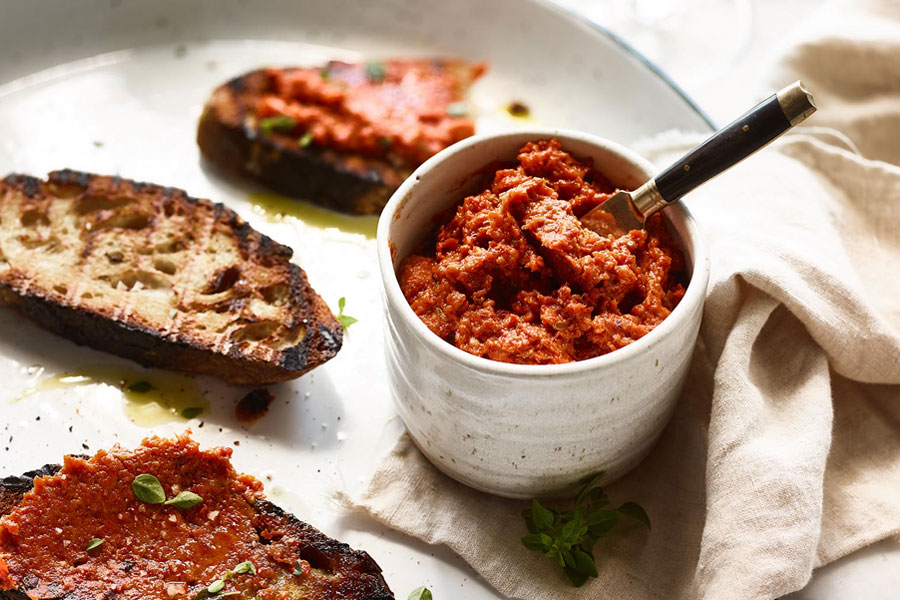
398, 139, 686, 364
257, 59, 486, 167
0, 435, 318, 600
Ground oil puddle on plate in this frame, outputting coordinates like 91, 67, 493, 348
13, 366, 209, 427
249, 192, 378, 239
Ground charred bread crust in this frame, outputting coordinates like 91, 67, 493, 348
0, 466, 394, 600
0, 170, 342, 385
197, 69, 407, 216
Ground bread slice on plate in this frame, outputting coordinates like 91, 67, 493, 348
0, 170, 341, 385
197, 58, 486, 215
0, 434, 394, 599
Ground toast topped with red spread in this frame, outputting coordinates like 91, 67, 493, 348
0, 435, 393, 600
0, 170, 341, 385
197, 59, 486, 215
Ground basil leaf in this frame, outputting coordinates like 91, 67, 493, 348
127, 380, 154, 394
531, 499, 554, 531
231, 560, 256, 575
181, 407, 203, 419
259, 115, 298, 136
132, 474, 165, 504
164, 490, 203, 509
618, 502, 651, 529
586, 509, 618, 537
572, 549, 598, 577
407, 586, 433, 600
85, 537, 103, 551
564, 566, 589, 587
520, 533, 546, 552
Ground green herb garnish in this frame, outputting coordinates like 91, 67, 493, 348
320, 67, 331, 80
521, 473, 650, 587
85, 537, 104, 551
298, 131, 314, 148
164, 490, 204, 509
259, 115, 298, 136
127, 380, 154, 394
447, 101, 468, 118
207, 580, 225, 594
231, 560, 257, 575
365, 61, 386, 82
292, 560, 305, 575
181, 406, 204, 419
408, 587, 433, 600
336, 297, 358, 331
131, 474, 166, 504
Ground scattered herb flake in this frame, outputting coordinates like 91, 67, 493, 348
164, 490, 204, 509
408, 587, 433, 600
320, 67, 331, 80
336, 297, 358, 331
293, 559, 305, 575
181, 406, 204, 419
93, 141, 104, 148
259, 115, 298, 136
132, 473, 166, 504
127, 380, 154, 394
85, 538, 103, 551
365, 61, 386, 82
520, 472, 649, 587
298, 131, 314, 148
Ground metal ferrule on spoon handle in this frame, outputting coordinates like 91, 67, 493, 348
635, 80, 816, 220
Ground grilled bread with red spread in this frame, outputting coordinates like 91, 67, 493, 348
0, 435, 393, 600
0, 170, 341, 385
197, 58, 486, 215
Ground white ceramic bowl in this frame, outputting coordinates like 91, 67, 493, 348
376, 129, 709, 499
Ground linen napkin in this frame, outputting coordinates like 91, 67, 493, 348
343, 1, 900, 598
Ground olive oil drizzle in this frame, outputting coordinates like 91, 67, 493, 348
13, 366, 208, 426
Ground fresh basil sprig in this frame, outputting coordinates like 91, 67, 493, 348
520, 473, 650, 587
336, 297, 358, 331
132, 474, 203, 510
193, 561, 257, 600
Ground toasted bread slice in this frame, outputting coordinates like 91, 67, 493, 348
0, 170, 341, 385
197, 59, 485, 215
0, 435, 393, 600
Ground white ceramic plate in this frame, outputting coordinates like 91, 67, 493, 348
0, 1, 712, 597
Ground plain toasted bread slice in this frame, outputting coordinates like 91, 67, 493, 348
0, 436, 394, 600
197, 59, 485, 215
0, 170, 341, 385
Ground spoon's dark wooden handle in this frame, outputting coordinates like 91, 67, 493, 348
654, 81, 816, 205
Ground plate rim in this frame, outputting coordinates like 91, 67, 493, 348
537, 0, 718, 131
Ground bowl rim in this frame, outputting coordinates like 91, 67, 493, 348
376, 127, 710, 379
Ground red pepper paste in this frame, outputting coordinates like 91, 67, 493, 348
0, 434, 323, 600
257, 59, 486, 167
398, 139, 686, 364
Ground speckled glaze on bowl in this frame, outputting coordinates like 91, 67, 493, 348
377, 129, 709, 499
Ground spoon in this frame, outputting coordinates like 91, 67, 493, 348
581, 81, 817, 237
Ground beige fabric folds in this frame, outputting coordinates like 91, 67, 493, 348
345, 1, 900, 598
